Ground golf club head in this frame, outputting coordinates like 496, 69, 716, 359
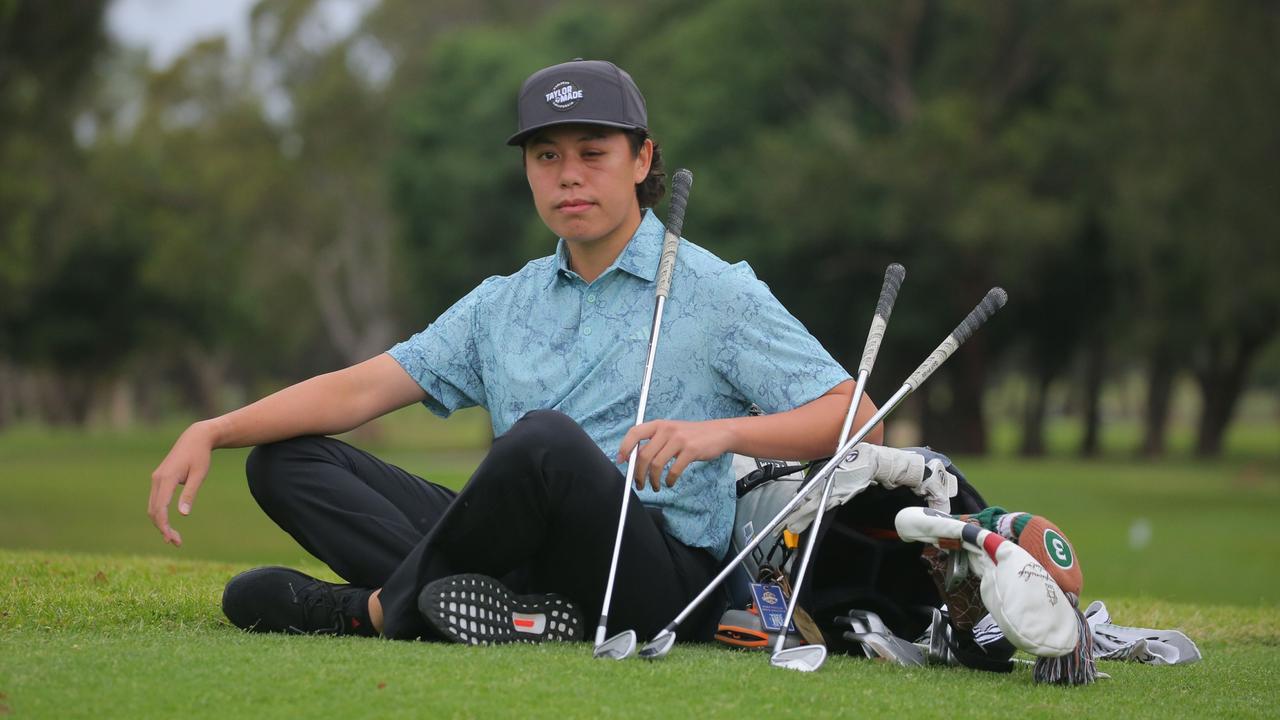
843, 631, 926, 667
638, 629, 677, 660
770, 643, 828, 672
844, 609, 889, 636
926, 608, 952, 664
593, 630, 637, 660
876, 633, 927, 666
847, 620, 872, 635
834, 615, 874, 635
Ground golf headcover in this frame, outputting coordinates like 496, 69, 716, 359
895, 508, 1079, 657
958, 507, 1083, 596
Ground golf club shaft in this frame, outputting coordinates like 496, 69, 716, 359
594, 170, 693, 649
651, 287, 1007, 639
767, 370, 865, 654
772, 264, 904, 655
595, 296, 667, 646
834, 371, 869, 457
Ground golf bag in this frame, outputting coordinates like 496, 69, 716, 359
726, 446, 988, 651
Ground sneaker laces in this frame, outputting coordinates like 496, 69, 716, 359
289, 578, 350, 635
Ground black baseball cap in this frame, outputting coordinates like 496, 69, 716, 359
506, 59, 648, 147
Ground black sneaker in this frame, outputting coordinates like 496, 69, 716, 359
221, 566, 376, 637
417, 573, 584, 645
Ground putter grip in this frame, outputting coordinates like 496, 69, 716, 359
858, 263, 906, 375
906, 287, 1007, 389
655, 169, 693, 298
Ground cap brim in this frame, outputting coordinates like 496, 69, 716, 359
506, 118, 646, 147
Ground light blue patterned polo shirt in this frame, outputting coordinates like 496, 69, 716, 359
387, 209, 850, 557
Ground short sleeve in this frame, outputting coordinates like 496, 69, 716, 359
711, 262, 850, 413
386, 279, 493, 417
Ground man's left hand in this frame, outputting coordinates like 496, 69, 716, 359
616, 419, 736, 491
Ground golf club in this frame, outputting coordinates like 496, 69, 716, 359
834, 608, 890, 637
770, 263, 905, 672
843, 630, 927, 666
639, 287, 1008, 661
593, 168, 694, 660
834, 611, 925, 664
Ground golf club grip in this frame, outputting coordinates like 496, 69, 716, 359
858, 263, 906, 375
906, 287, 1007, 389
655, 169, 693, 298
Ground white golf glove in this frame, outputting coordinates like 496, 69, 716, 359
1083, 601, 1201, 665
785, 445, 960, 533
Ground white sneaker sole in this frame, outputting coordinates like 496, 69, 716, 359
418, 573, 583, 645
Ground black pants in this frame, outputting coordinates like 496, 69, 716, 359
246, 409, 720, 641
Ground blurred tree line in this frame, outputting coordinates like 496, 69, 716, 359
1, 0, 1276, 456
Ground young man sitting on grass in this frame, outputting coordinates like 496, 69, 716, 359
147, 59, 881, 644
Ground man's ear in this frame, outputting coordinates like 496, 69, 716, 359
633, 138, 653, 184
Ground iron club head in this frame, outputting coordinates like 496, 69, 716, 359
843, 631, 926, 667
593, 629, 637, 660
770, 644, 828, 672
834, 615, 873, 635
926, 608, 951, 664
842, 609, 889, 636
638, 629, 677, 660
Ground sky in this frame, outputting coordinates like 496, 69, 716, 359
107, 0, 258, 68
106, 0, 372, 69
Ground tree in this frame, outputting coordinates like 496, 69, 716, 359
0, 0, 109, 424
1109, 0, 1280, 456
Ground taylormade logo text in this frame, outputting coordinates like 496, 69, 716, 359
546, 81, 584, 110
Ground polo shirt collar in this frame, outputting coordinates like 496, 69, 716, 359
551, 209, 666, 286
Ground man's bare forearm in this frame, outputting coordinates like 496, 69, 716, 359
203, 354, 426, 449
718, 380, 883, 461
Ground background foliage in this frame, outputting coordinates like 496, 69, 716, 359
1, 0, 1277, 458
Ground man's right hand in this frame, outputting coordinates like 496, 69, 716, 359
142, 353, 431, 548
148, 420, 218, 547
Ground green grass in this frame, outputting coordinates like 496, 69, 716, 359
0, 408, 490, 566
2, 550, 1278, 719
954, 456, 1280, 606
2, 416, 1279, 717
3, 416, 1276, 605
984, 416, 1280, 460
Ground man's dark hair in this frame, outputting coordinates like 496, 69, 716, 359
626, 130, 666, 209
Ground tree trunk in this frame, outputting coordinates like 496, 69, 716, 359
919, 348, 989, 454
104, 376, 136, 429
1079, 336, 1106, 458
0, 357, 14, 430
180, 347, 229, 419
36, 370, 95, 426
1140, 352, 1175, 458
1019, 370, 1050, 457
307, 187, 397, 366
1193, 331, 1271, 457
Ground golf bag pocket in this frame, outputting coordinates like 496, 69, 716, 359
726, 452, 809, 610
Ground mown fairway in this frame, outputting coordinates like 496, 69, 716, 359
2, 413, 1278, 718
3, 550, 1278, 719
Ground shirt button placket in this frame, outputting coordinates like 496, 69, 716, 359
581, 287, 594, 342
582, 287, 602, 345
